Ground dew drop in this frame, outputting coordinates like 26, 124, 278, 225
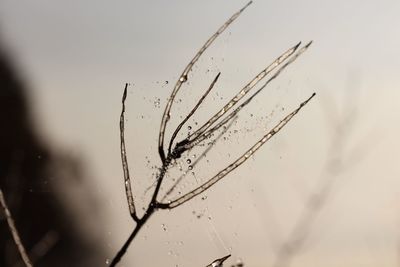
105, 259, 110, 265
188, 165, 193, 170
187, 125, 192, 130
186, 159, 191, 164
179, 75, 188, 82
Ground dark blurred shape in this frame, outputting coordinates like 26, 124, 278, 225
0, 38, 103, 266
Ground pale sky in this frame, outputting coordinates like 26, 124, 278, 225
1, 0, 400, 266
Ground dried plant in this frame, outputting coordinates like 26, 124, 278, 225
109, 1, 315, 266
0, 188, 33, 267
205, 254, 231, 267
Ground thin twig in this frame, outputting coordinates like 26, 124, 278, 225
0, 188, 33, 267
120, 83, 139, 222
158, 93, 316, 209
158, 1, 253, 163
206, 254, 231, 267
168, 72, 221, 158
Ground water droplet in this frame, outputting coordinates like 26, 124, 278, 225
186, 159, 191, 164
154, 98, 161, 108
188, 165, 193, 170
179, 75, 188, 82
187, 125, 192, 130
105, 259, 110, 265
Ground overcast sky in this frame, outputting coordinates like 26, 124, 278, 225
1, 0, 400, 266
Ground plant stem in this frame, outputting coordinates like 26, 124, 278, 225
0, 188, 33, 267
109, 209, 154, 267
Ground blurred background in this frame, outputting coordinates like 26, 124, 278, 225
1, 0, 399, 266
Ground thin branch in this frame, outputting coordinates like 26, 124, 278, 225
184, 41, 301, 147
158, 1, 253, 164
109, 210, 153, 267
168, 72, 221, 158
206, 254, 231, 267
158, 93, 316, 209
0, 188, 33, 267
120, 84, 139, 222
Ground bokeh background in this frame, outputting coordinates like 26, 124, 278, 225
1, 0, 399, 266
